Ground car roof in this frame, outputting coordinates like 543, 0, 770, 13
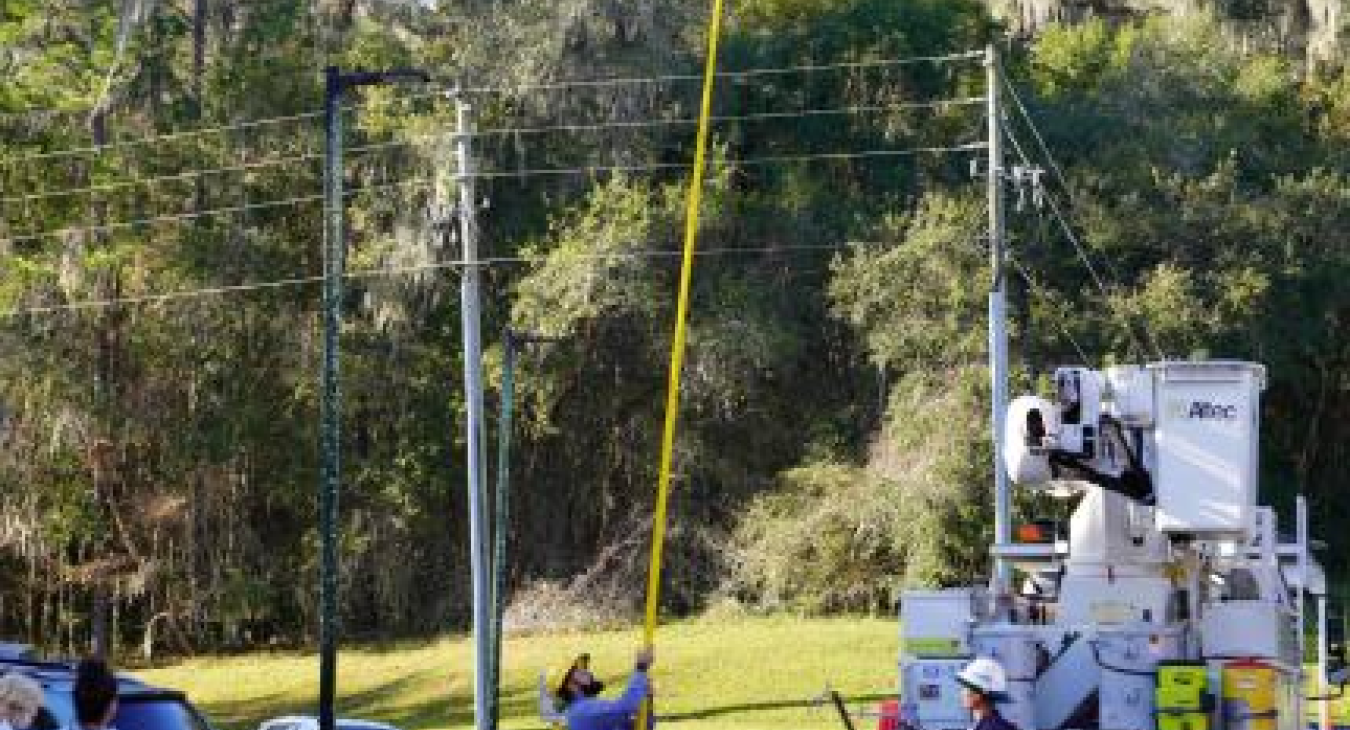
260, 716, 400, 730
0, 643, 37, 660
0, 657, 185, 699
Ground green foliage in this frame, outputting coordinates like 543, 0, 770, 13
727, 192, 996, 610
727, 368, 993, 611
828, 194, 986, 370
1011, 17, 1350, 573
0, 0, 1347, 651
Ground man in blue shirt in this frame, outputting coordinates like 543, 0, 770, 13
557, 649, 654, 730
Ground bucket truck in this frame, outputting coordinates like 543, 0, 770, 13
900, 361, 1338, 730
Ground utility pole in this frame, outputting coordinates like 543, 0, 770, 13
453, 94, 492, 730
985, 44, 1012, 597
319, 65, 427, 730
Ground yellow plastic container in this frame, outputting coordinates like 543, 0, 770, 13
1221, 660, 1278, 730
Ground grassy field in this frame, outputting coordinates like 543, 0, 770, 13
136, 616, 900, 730
134, 615, 1350, 730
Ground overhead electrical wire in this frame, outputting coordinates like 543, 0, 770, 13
450, 50, 985, 95
469, 96, 984, 138
468, 142, 984, 181
0, 98, 985, 206
997, 66, 1165, 359
998, 69, 1077, 204
1, 51, 984, 167
0, 241, 866, 319
1000, 117, 1164, 360
1007, 251, 1092, 365
2, 109, 327, 166
0, 48, 991, 324
1, 142, 984, 246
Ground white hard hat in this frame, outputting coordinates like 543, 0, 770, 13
956, 657, 1009, 702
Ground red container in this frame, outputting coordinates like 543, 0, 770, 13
877, 699, 900, 730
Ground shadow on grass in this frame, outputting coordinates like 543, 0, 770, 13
200, 673, 546, 730
659, 692, 892, 722
202, 669, 889, 730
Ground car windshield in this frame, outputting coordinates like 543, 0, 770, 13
116, 697, 212, 730
34, 689, 73, 730
31, 693, 210, 730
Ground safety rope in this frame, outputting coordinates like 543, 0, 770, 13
638, 0, 725, 727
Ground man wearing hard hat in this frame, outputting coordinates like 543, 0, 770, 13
554, 648, 655, 730
955, 657, 1020, 730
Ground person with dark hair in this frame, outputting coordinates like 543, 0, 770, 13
955, 657, 1019, 730
71, 659, 118, 730
556, 648, 654, 730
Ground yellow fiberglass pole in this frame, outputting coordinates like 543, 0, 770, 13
638, 0, 725, 725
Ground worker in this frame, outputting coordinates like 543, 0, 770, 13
556, 648, 654, 730
955, 657, 1018, 730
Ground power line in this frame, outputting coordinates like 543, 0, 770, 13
1, 140, 394, 205
0, 241, 863, 318
467, 142, 984, 181
2, 143, 984, 246
1001, 68, 1157, 355
0, 181, 405, 247
1000, 66, 1164, 355
1001, 119, 1163, 360
1007, 252, 1091, 365
2, 109, 325, 166
470, 97, 985, 138
1, 98, 985, 205
998, 68, 1075, 206
1, 51, 983, 167
450, 51, 986, 95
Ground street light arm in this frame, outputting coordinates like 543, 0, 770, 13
506, 328, 565, 345
339, 68, 431, 89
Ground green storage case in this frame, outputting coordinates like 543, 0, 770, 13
1158, 661, 1208, 712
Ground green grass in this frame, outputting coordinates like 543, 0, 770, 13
135, 616, 900, 730
136, 614, 1350, 730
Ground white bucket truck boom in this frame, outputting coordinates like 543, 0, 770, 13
900, 361, 1335, 730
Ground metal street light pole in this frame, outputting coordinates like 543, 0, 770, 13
319, 64, 428, 730
488, 328, 560, 729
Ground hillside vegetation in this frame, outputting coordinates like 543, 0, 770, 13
0, 0, 1347, 655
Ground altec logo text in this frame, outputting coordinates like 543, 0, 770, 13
1166, 400, 1239, 420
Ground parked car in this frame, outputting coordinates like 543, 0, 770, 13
0, 656, 214, 730
258, 716, 402, 730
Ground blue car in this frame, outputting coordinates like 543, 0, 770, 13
0, 657, 213, 730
